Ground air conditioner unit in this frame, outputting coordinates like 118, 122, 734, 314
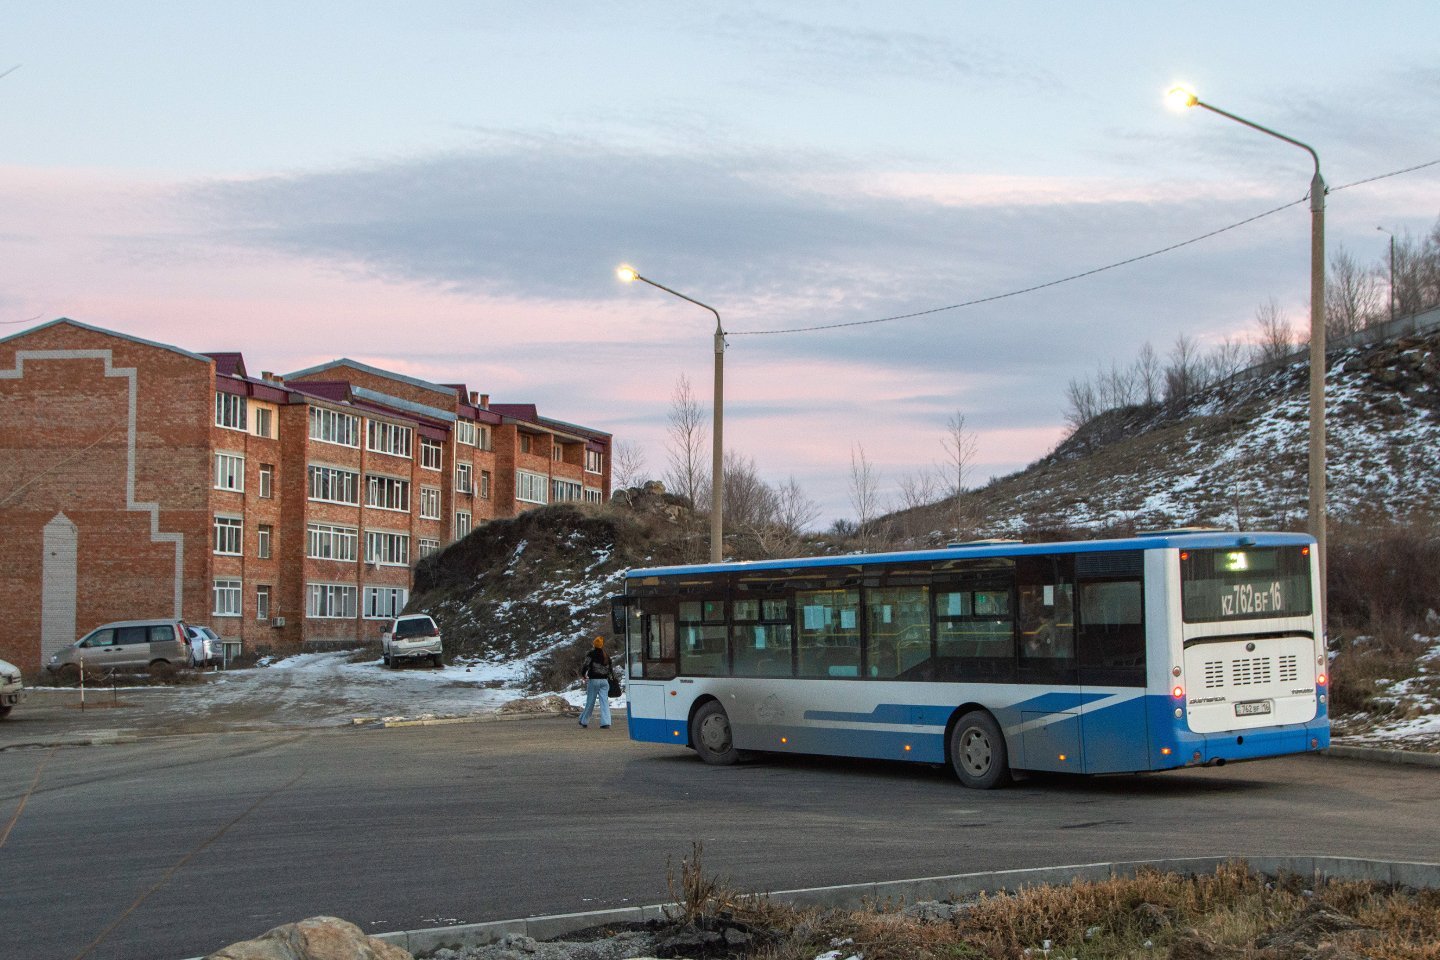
271, 616, 286, 628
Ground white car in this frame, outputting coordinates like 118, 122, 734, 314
186, 625, 222, 667
0, 658, 26, 719
382, 614, 443, 669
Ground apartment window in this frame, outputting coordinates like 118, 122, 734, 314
552, 444, 564, 462
419, 486, 441, 520
480, 470, 491, 500
551, 478, 583, 502
214, 516, 243, 555
215, 392, 246, 431
309, 407, 359, 447
257, 524, 273, 559
519, 434, 533, 454
259, 463, 274, 499
477, 424, 492, 451
456, 463, 473, 495
365, 530, 410, 566
307, 583, 357, 619
585, 449, 604, 474
418, 538, 440, 559
366, 420, 413, 458
455, 420, 476, 446
308, 464, 359, 504
455, 511, 472, 539
214, 453, 245, 492
256, 585, 271, 622
252, 406, 273, 439
421, 437, 443, 471
364, 586, 409, 620
516, 471, 548, 504
584, 487, 603, 504
365, 474, 411, 512
213, 578, 242, 617
307, 523, 358, 561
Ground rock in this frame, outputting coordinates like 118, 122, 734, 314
499, 695, 574, 715
1133, 902, 1174, 932
205, 916, 412, 960
901, 900, 963, 923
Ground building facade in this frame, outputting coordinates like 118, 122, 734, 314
0, 319, 612, 672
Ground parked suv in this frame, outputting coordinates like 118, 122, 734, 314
186, 624, 223, 667
382, 614, 443, 668
0, 658, 25, 719
47, 619, 191, 678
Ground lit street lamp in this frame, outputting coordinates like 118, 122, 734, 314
616, 265, 727, 563
1167, 85, 1328, 614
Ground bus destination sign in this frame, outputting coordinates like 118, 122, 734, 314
1181, 547, 1312, 623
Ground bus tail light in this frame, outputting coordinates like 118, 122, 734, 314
1172, 685, 1185, 699
1316, 673, 1327, 686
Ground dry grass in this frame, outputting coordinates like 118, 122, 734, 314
667, 857, 1440, 959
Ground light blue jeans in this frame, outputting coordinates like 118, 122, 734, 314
580, 678, 612, 727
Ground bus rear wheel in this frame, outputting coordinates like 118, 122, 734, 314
691, 701, 739, 765
950, 711, 1011, 789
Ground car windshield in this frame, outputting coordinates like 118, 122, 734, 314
395, 618, 437, 638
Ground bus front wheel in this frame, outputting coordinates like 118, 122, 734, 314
691, 701, 740, 765
950, 711, 1012, 789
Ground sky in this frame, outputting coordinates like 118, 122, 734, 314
4, 2, 1439, 524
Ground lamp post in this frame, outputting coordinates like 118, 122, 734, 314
617, 265, 727, 563
1167, 85, 1328, 613
1377, 226, 1395, 325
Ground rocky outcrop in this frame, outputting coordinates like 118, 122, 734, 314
206, 916, 411, 960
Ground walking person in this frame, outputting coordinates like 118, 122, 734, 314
578, 637, 613, 729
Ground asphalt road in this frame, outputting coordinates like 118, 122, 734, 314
2, 717, 1439, 960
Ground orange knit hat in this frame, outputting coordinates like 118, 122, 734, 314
593, 636, 605, 647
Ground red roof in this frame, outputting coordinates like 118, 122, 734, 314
205, 352, 247, 378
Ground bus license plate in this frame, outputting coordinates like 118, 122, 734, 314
1235, 700, 1272, 717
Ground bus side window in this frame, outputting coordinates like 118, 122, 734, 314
1077, 578, 1145, 686
642, 609, 677, 680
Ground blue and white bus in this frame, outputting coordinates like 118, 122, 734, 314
612, 530, 1329, 788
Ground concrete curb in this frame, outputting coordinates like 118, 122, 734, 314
1324, 744, 1440, 768
374, 855, 1440, 957
357, 707, 626, 729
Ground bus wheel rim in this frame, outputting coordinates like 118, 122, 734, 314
961, 729, 991, 774
700, 714, 730, 752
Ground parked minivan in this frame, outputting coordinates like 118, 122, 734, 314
47, 619, 191, 678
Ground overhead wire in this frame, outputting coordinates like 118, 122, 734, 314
727, 156, 1440, 337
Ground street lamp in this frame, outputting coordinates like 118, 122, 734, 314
616, 265, 727, 563
1377, 226, 1395, 325
1167, 85, 1328, 612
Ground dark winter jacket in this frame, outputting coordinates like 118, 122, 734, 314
580, 648, 611, 681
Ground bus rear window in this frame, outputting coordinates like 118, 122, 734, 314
1180, 546, 1312, 623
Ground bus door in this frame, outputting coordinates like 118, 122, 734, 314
618, 596, 676, 725
1074, 551, 1150, 773
1014, 555, 1081, 772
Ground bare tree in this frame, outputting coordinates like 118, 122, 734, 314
758, 475, 820, 557
721, 450, 778, 531
1164, 333, 1203, 404
1064, 376, 1099, 435
1251, 298, 1295, 370
1135, 341, 1161, 406
941, 412, 980, 541
1099, 359, 1138, 410
1325, 246, 1383, 339
1205, 336, 1249, 385
663, 374, 708, 507
610, 439, 647, 491
848, 444, 882, 545
898, 466, 941, 512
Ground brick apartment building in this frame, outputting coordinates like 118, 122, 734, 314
0, 319, 612, 673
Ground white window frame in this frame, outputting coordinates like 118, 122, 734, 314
585, 449, 604, 474
419, 486, 441, 520
455, 511, 472, 539
308, 464, 359, 505
420, 437, 443, 471
365, 530, 410, 567
257, 523, 272, 559
551, 478, 582, 502
259, 463, 274, 499
366, 419, 413, 458
477, 424, 492, 451
363, 586, 409, 620
418, 538, 440, 559
307, 582, 357, 619
215, 392, 246, 431
516, 470, 548, 504
307, 523, 359, 561
309, 406, 360, 447
480, 469, 491, 500
213, 578, 242, 617
455, 420, 476, 446
365, 474, 411, 512
256, 585, 271, 622
584, 487, 603, 503
214, 453, 245, 492
214, 515, 243, 555
251, 404, 273, 439
456, 462, 473, 495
